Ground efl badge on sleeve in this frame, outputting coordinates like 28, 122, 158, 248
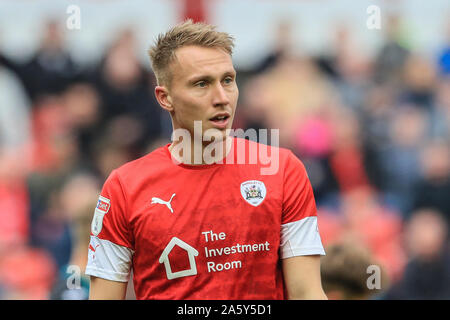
91, 195, 110, 236
240, 180, 266, 207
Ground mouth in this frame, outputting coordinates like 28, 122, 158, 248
209, 113, 231, 129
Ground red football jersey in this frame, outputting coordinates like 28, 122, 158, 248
85, 137, 325, 299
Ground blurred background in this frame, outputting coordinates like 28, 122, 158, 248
0, 0, 449, 300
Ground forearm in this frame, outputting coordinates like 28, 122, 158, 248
287, 288, 328, 300
282, 255, 328, 300
89, 276, 128, 300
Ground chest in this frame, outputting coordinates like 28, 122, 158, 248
128, 165, 283, 255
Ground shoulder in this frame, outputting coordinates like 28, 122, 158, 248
111, 144, 171, 184
232, 137, 293, 160
231, 137, 300, 175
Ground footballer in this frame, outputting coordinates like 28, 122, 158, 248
86, 20, 327, 300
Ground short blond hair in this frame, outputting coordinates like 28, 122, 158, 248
148, 19, 235, 86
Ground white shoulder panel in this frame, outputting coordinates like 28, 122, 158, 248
85, 235, 134, 282
280, 216, 326, 259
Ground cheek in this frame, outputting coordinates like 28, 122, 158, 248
172, 93, 208, 121
229, 88, 239, 112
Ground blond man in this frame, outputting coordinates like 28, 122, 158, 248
86, 20, 327, 300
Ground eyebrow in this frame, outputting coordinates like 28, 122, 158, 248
188, 70, 236, 84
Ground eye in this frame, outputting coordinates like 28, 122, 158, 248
195, 80, 208, 88
223, 77, 234, 85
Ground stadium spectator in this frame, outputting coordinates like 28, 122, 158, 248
411, 140, 450, 227
321, 242, 389, 300
400, 54, 437, 109
49, 172, 100, 300
88, 28, 163, 153
377, 105, 427, 214
0, 20, 80, 102
383, 209, 450, 299
0, 66, 30, 152
318, 186, 407, 281
252, 19, 295, 75
0, 246, 56, 299
60, 82, 101, 164
0, 151, 30, 251
373, 14, 410, 85
437, 18, 450, 75
429, 76, 450, 140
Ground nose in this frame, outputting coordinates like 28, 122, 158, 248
212, 82, 230, 107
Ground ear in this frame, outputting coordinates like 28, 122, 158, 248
155, 86, 174, 112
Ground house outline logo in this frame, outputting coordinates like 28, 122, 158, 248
158, 237, 199, 280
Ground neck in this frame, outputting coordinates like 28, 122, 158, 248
169, 135, 232, 165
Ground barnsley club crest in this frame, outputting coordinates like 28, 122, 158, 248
240, 180, 266, 207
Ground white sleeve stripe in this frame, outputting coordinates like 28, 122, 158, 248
85, 266, 129, 283
85, 236, 134, 282
280, 216, 325, 259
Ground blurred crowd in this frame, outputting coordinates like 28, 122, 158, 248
0, 14, 449, 299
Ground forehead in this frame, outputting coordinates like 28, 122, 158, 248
171, 45, 235, 81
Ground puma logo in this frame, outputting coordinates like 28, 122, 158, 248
151, 193, 176, 213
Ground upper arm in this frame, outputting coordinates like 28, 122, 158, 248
282, 255, 327, 300
280, 152, 325, 258
89, 276, 128, 300
280, 151, 327, 299
85, 171, 134, 290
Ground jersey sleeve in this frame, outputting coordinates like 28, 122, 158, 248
280, 151, 325, 259
85, 170, 134, 282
